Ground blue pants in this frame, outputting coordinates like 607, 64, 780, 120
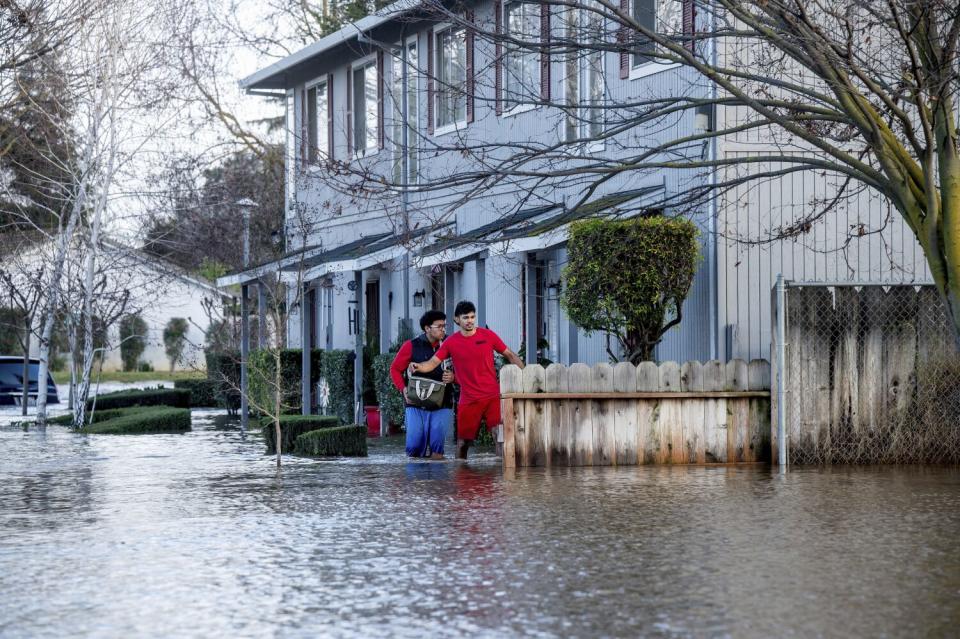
405, 407, 452, 456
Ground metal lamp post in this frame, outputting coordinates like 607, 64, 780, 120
236, 198, 258, 432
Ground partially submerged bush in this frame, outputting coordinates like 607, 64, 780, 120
293, 425, 367, 457
174, 379, 218, 407
261, 414, 341, 455
85, 388, 191, 411
82, 407, 191, 434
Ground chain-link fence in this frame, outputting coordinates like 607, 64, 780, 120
776, 283, 960, 465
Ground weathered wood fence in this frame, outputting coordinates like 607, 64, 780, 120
499, 360, 771, 468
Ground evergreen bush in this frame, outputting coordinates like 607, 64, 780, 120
293, 425, 367, 457
261, 414, 341, 454
85, 388, 191, 411
373, 352, 405, 430
205, 349, 241, 412
248, 349, 322, 415
174, 379, 218, 407
82, 406, 191, 434
119, 314, 148, 372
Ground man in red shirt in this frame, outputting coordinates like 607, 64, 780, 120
412, 300, 524, 459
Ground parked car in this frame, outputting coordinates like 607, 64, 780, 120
0, 356, 60, 406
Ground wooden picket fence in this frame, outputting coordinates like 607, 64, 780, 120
499, 360, 771, 468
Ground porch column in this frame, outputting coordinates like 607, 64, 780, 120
240, 283, 249, 430
476, 256, 486, 327
257, 283, 267, 348
379, 270, 390, 354
444, 266, 455, 320
301, 282, 311, 416
353, 270, 363, 425
524, 254, 537, 365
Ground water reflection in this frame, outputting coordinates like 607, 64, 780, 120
0, 415, 958, 638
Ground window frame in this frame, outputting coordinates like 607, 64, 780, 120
561, 3, 605, 150
629, 0, 682, 79
392, 35, 419, 185
501, 0, 541, 115
351, 54, 380, 157
305, 76, 329, 163
433, 23, 468, 136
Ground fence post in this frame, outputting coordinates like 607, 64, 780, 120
776, 274, 787, 470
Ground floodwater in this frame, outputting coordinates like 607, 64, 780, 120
1, 411, 958, 638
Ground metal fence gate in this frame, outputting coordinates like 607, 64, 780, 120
773, 281, 960, 465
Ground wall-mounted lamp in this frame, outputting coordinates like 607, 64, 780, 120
413, 289, 426, 307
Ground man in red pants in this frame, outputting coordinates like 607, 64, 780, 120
412, 300, 525, 459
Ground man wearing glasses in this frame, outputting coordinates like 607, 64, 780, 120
390, 310, 455, 459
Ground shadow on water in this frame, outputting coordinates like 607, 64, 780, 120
0, 412, 958, 638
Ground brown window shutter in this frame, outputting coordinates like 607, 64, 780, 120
346, 69, 353, 154
327, 74, 334, 158
427, 28, 434, 134
540, 3, 550, 101
494, 0, 503, 115
300, 87, 308, 163
466, 10, 475, 123
682, 0, 696, 52
377, 50, 385, 149
619, 0, 629, 79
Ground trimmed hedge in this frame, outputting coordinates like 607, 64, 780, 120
205, 350, 241, 412
248, 348, 354, 424
174, 379, 218, 407
261, 414, 341, 455
48, 408, 128, 426
320, 349, 354, 426
85, 388, 191, 411
293, 425, 367, 457
82, 407, 191, 434
373, 352, 405, 431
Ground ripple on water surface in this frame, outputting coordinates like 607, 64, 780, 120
1, 412, 959, 638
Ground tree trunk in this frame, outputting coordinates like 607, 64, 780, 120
20, 326, 31, 417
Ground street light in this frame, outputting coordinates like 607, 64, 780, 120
236, 198, 257, 432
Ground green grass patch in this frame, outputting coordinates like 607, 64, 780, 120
293, 425, 367, 457
261, 414, 342, 455
80, 406, 191, 434
85, 388, 191, 411
52, 370, 204, 384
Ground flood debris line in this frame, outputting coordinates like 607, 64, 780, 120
499, 360, 770, 468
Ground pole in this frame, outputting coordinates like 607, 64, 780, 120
240, 283, 249, 432
776, 274, 787, 470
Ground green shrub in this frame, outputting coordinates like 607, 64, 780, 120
48, 408, 128, 426
163, 318, 189, 372
293, 425, 367, 457
319, 349, 354, 425
138, 360, 154, 372
174, 379, 218, 407
261, 414, 341, 454
248, 349, 323, 415
373, 352, 405, 430
85, 388, 191, 411
562, 216, 700, 363
82, 406, 191, 434
119, 314, 148, 372
205, 349, 241, 412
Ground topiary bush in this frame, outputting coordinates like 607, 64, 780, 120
261, 414, 341, 455
562, 216, 699, 363
119, 314, 149, 372
205, 349, 241, 413
174, 379, 218, 407
320, 349, 355, 425
293, 425, 367, 457
163, 317, 189, 372
85, 388, 191, 411
373, 352, 405, 430
82, 406, 191, 434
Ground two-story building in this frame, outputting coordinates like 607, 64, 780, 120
218, 0, 932, 420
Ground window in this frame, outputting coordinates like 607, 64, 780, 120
307, 80, 328, 162
392, 39, 418, 184
435, 27, 467, 130
562, 4, 605, 142
352, 62, 379, 154
503, 1, 540, 110
632, 0, 683, 69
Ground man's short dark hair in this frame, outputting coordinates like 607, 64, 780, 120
419, 310, 446, 331
454, 300, 476, 317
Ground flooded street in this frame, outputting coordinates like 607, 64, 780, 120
1, 411, 958, 638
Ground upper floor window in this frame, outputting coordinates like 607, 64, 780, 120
632, 0, 685, 69
503, 1, 540, 111
307, 79, 329, 161
435, 27, 467, 130
352, 61, 379, 154
392, 39, 419, 184
562, 4, 604, 143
